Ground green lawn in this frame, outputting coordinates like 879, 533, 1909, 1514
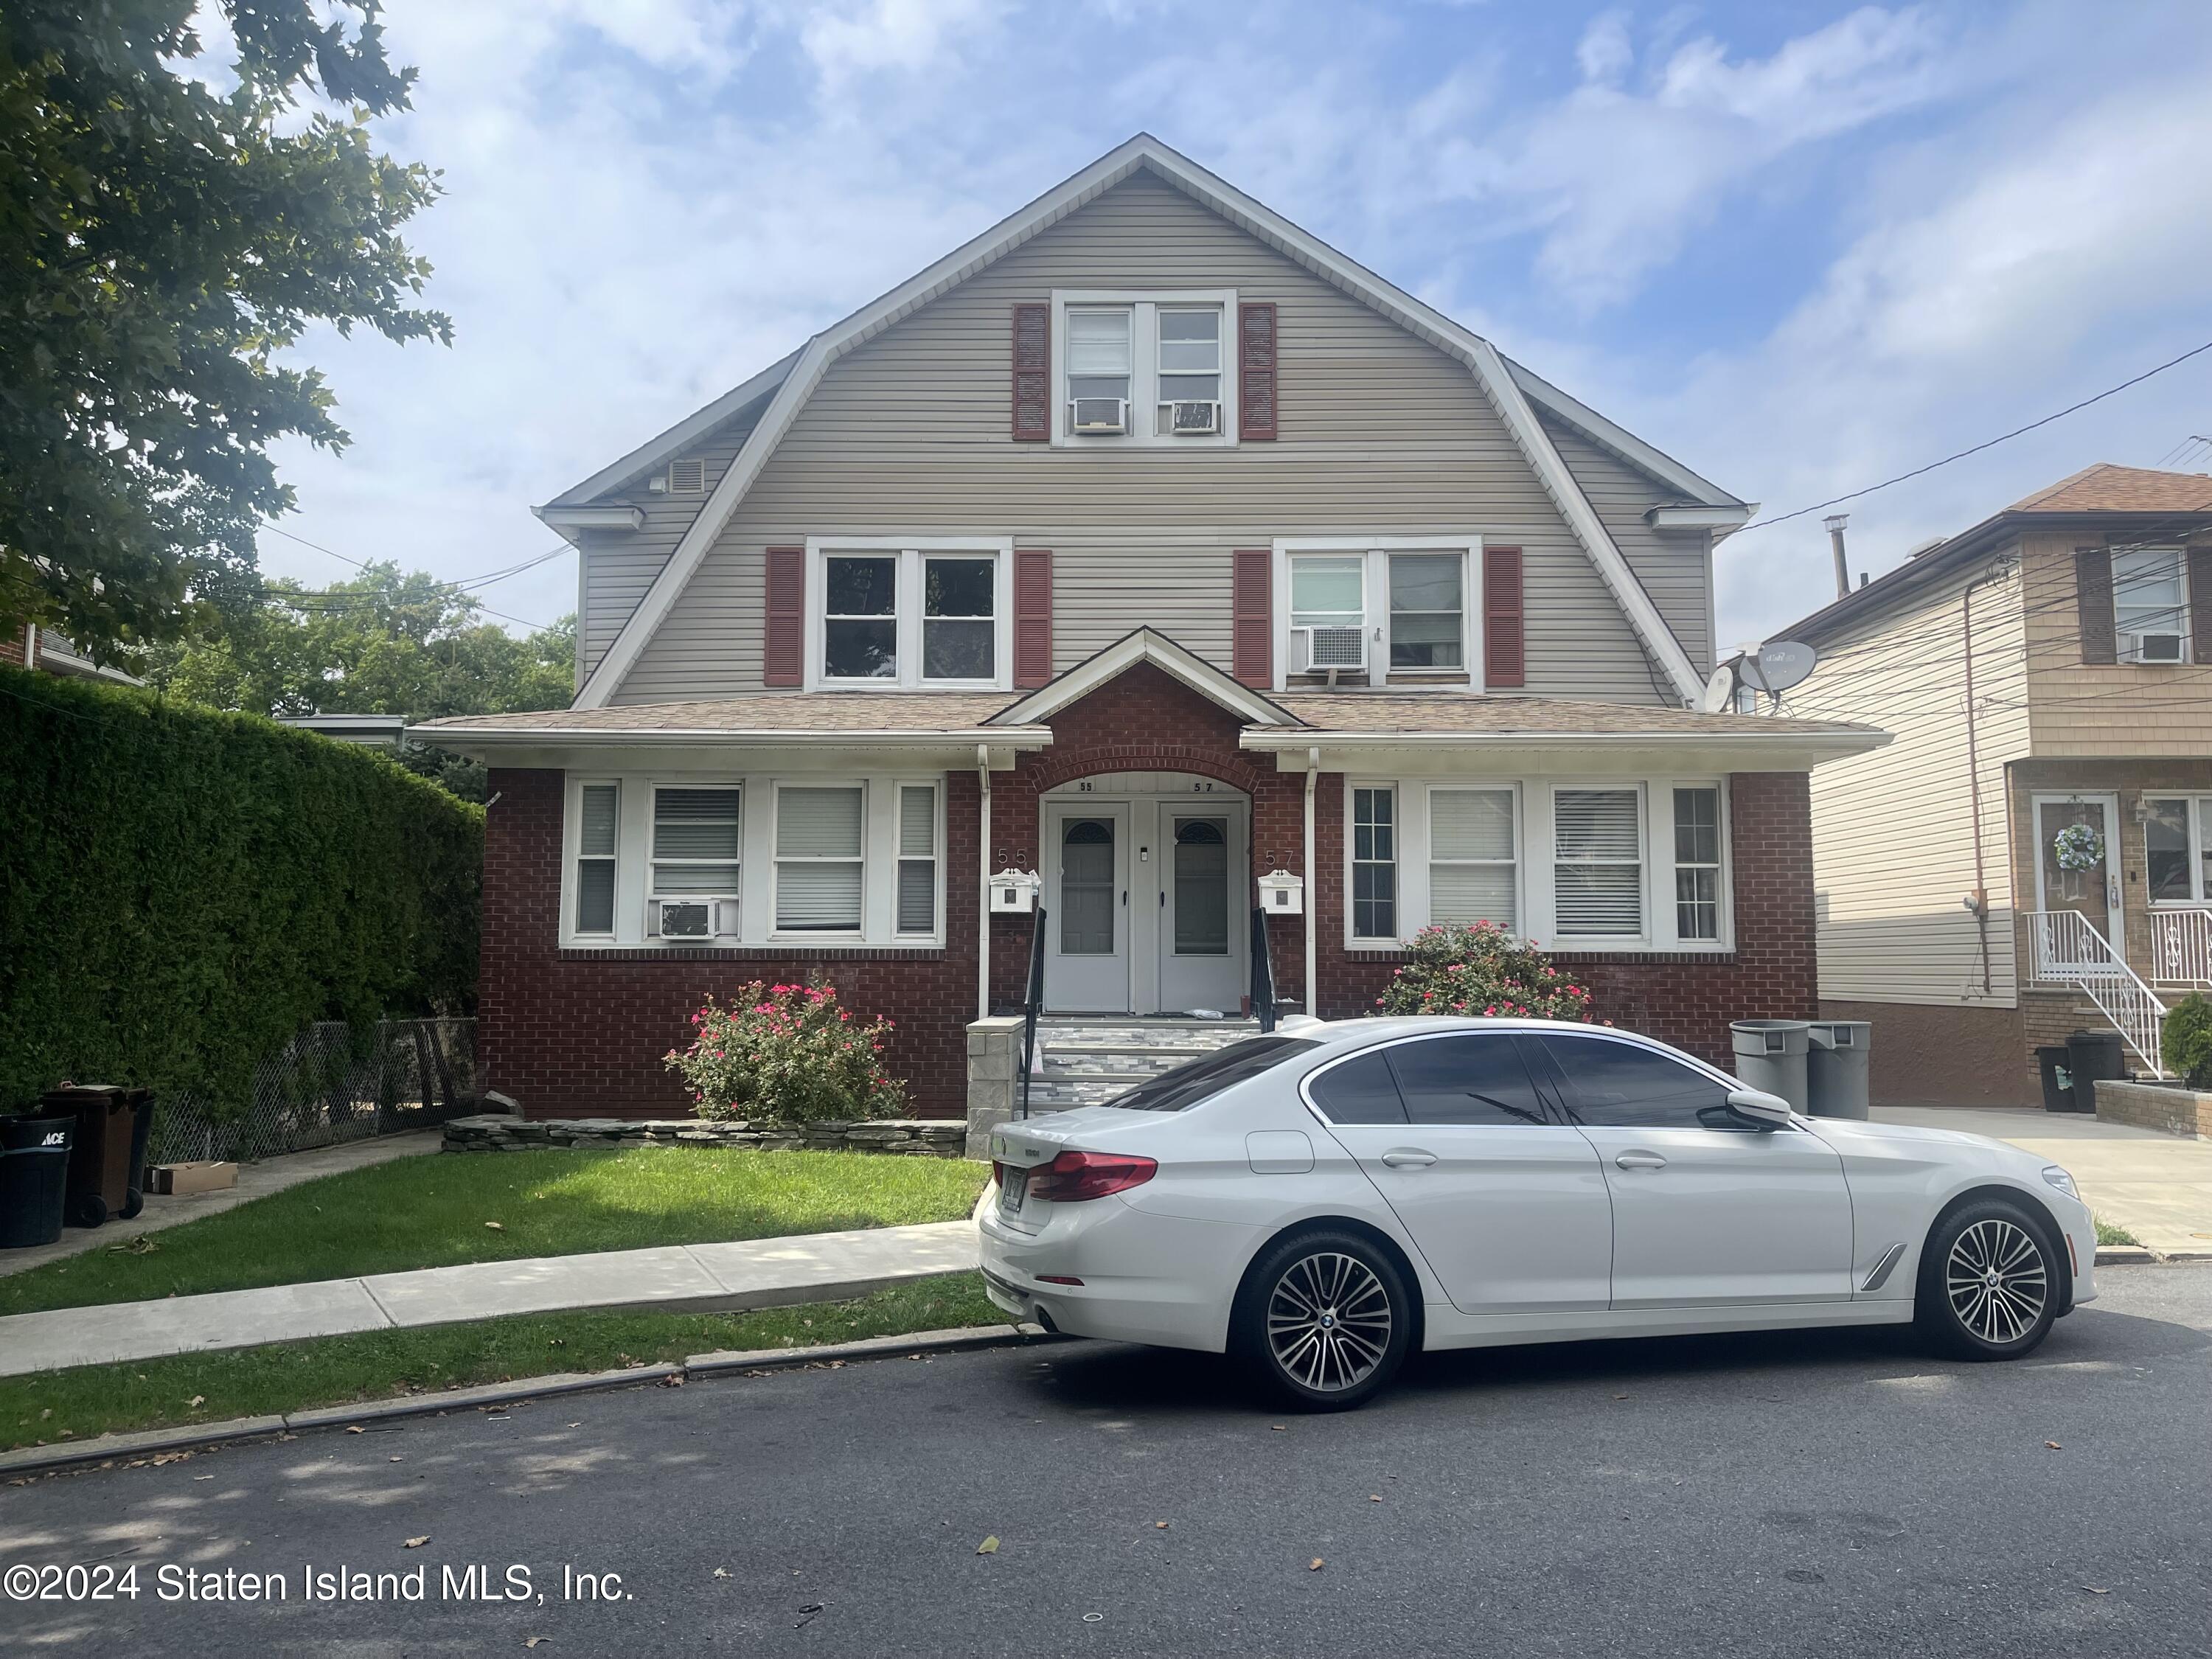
0, 1149, 988, 1318
0, 1276, 1001, 1453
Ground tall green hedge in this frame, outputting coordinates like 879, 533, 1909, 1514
0, 664, 481, 1116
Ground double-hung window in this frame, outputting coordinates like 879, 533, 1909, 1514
1290, 557, 1366, 672
2146, 796, 2212, 902
649, 786, 741, 937
1429, 787, 1518, 930
1156, 309, 1221, 434
1553, 788, 1644, 939
1672, 787, 1722, 941
1280, 543, 1474, 682
775, 785, 864, 935
896, 785, 939, 936
1388, 554, 1464, 669
1352, 787, 1398, 942
574, 783, 619, 936
2112, 546, 2190, 662
1053, 292, 1235, 444
813, 543, 1006, 689
1066, 308, 1133, 433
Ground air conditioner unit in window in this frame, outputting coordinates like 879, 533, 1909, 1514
1298, 625, 1367, 673
648, 897, 737, 939
1166, 400, 1220, 435
2129, 631, 2185, 663
1068, 397, 1128, 434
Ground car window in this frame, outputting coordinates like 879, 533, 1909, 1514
1385, 1034, 1551, 1126
1106, 1037, 1321, 1112
1538, 1034, 1730, 1129
1306, 1049, 1407, 1124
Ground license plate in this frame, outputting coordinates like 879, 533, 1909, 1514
1001, 1166, 1029, 1213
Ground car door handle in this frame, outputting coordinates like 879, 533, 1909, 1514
1614, 1152, 1667, 1170
1380, 1149, 1438, 1168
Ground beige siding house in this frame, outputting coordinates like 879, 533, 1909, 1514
1781, 463, 2212, 1106
418, 136, 1882, 1121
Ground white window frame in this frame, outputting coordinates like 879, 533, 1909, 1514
805, 538, 1013, 691
645, 782, 742, 939
2112, 545, 2191, 663
567, 778, 621, 939
1667, 782, 1727, 945
1349, 782, 1400, 945
893, 781, 945, 939
1424, 782, 1523, 936
2143, 793, 2212, 905
1272, 538, 1482, 691
771, 779, 869, 941
1546, 782, 1649, 946
1049, 289, 1238, 447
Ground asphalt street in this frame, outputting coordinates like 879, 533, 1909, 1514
4, 1262, 2208, 1658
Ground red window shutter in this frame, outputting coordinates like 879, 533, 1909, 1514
2076, 547, 2117, 665
1484, 546, 1526, 688
1232, 549, 1273, 687
763, 545, 804, 687
1012, 304, 1050, 441
1014, 549, 1054, 688
1239, 302, 1278, 441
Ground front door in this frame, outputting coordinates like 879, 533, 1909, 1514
1158, 813, 1244, 1015
1533, 1032, 1854, 1308
1045, 806, 1130, 1012
2034, 793, 2124, 960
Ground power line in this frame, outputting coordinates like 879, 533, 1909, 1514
1738, 338, 2212, 533
259, 524, 560, 630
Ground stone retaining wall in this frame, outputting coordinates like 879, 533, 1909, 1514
442, 1114, 971, 1158
2091, 1079, 2212, 1138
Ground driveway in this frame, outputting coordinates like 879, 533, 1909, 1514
1877, 1106, 2212, 1257
2, 1263, 2205, 1658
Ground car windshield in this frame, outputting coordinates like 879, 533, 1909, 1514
1105, 1036, 1322, 1113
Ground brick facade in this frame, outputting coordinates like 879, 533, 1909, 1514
479, 668, 1821, 1118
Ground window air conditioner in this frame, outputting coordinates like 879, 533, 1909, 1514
2129, 631, 2185, 663
1068, 397, 1128, 434
1166, 400, 1220, 435
648, 897, 737, 939
1299, 625, 1367, 672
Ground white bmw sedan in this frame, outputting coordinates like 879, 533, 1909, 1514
978, 1018, 2096, 1410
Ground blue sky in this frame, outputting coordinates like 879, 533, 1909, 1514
249, 0, 2212, 652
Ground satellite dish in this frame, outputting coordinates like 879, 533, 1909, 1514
1739, 640, 1817, 695
1700, 662, 1737, 714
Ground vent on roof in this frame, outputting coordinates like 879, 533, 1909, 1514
661, 459, 706, 495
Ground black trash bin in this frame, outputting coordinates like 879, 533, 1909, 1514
2062, 1029, 2125, 1116
2035, 1045, 2075, 1113
0, 1116, 75, 1250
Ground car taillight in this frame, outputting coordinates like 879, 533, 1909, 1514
1026, 1150, 1157, 1203
991, 1161, 1006, 1187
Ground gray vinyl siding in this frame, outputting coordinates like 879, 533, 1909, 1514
608, 170, 1705, 704
1540, 415, 1716, 672
1790, 563, 2028, 1007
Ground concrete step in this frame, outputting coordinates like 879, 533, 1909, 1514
1020, 1079, 1138, 1109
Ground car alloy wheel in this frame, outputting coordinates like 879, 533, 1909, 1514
1944, 1217, 2048, 1345
1266, 1251, 1394, 1394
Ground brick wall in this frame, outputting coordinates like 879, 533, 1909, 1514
480, 676, 1823, 1115
0, 626, 25, 668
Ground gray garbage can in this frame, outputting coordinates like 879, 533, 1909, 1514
1730, 1019, 1812, 1113
1806, 1020, 1871, 1119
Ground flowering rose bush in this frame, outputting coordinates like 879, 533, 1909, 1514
1373, 922, 1601, 1023
664, 981, 905, 1123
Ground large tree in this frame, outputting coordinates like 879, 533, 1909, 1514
0, 1, 447, 655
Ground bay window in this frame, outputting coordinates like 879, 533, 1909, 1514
810, 541, 1009, 689
775, 785, 864, 935
1429, 787, 1518, 930
1552, 788, 1644, 939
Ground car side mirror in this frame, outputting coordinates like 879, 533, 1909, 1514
1724, 1087, 1792, 1131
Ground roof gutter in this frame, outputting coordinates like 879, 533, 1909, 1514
1239, 728, 1887, 755
407, 724, 1056, 753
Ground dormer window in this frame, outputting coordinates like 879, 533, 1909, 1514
1051, 290, 1237, 445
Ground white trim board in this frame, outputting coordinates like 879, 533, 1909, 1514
992, 627, 1301, 729
570, 134, 1717, 710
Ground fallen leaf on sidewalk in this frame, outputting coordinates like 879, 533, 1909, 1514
712, 1568, 731, 1579
1368, 1495, 1382, 1503
2082, 1587, 2109, 1595
2046, 1441, 2062, 1450
1309, 1558, 1324, 1571
525, 1637, 552, 1647
976, 1537, 1000, 1555
1155, 1521, 1169, 1530
346, 1426, 366, 1435
404, 1536, 431, 1550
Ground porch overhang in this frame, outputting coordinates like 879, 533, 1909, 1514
1239, 726, 1889, 774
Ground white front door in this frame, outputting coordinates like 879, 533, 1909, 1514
1158, 811, 1245, 1015
2032, 792, 2125, 961
1045, 805, 1130, 1012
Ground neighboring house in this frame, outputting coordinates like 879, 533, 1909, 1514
0, 625, 142, 686
276, 713, 409, 748
416, 135, 1885, 1120
1781, 462, 2212, 1106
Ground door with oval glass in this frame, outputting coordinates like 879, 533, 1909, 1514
1044, 804, 1130, 1012
1159, 811, 1247, 1015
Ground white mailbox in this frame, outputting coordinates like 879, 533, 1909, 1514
988, 869, 1041, 914
1256, 869, 1304, 917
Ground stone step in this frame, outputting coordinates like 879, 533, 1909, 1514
1020, 1079, 1138, 1109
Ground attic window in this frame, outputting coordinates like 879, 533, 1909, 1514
665, 459, 706, 495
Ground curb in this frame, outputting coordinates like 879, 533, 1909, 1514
1, 1324, 1061, 1480
2094, 1244, 2156, 1265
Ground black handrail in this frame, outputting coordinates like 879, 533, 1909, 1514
1019, 905, 1048, 1119
1251, 905, 1276, 1034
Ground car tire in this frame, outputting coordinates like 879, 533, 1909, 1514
1232, 1228, 1413, 1412
1914, 1197, 2062, 1361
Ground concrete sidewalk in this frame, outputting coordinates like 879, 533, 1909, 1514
1877, 1106, 2212, 1259
0, 1220, 978, 1379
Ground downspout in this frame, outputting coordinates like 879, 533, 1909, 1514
1304, 747, 1320, 1019
976, 745, 992, 1022
1961, 566, 2009, 997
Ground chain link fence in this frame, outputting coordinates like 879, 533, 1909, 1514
145, 1018, 478, 1166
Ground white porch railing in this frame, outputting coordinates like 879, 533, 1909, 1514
2028, 909, 2167, 1076
2149, 907, 2212, 987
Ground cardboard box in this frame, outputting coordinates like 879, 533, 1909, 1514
150, 1161, 237, 1196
